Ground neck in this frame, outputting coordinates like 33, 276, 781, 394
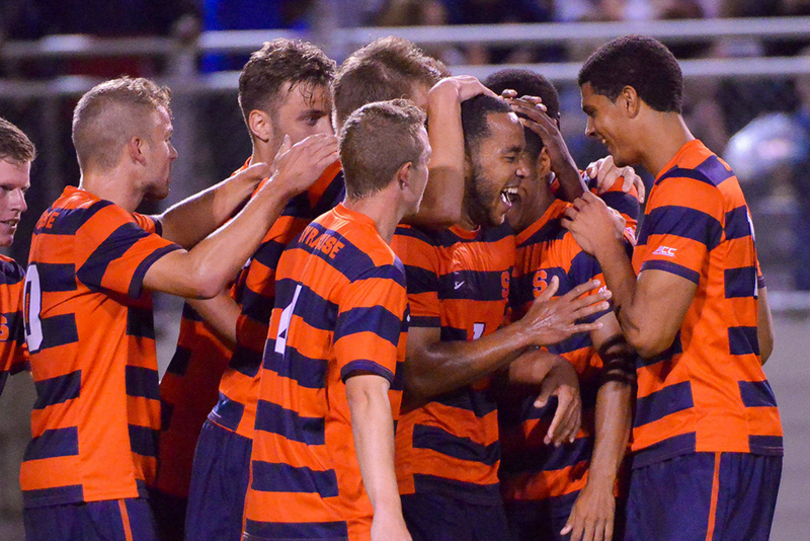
522, 173, 556, 230
250, 140, 277, 167
343, 191, 404, 245
641, 113, 695, 177
78, 167, 145, 213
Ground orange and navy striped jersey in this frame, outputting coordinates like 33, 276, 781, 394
155, 302, 231, 499
391, 223, 515, 504
208, 161, 345, 439
499, 198, 632, 503
0, 254, 28, 397
20, 186, 181, 508
631, 139, 782, 467
244, 204, 407, 541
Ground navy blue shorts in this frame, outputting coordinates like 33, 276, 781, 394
24, 498, 159, 541
185, 420, 252, 541
504, 492, 579, 541
401, 492, 509, 541
622, 452, 782, 541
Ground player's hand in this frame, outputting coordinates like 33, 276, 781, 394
586, 155, 645, 203
503, 93, 574, 171
534, 358, 582, 445
428, 75, 497, 105
561, 478, 616, 541
270, 133, 339, 197
518, 276, 610, 347
370, 510, 412, 541
562, 191, 623, 259
228, 161, 272, 190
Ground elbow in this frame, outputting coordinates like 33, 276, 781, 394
188, 265, 226, 299
626, 328, 674, 360
759, 337, 774, 365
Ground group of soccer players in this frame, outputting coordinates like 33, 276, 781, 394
0, 31, 783, 541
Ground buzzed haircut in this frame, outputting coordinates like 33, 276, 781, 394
0, 117, 36, 164
460, 95, 511, 157
72, 77, 171, 171
578, 35, 683, 114
238, 39, 336, 126
484, 69, 560, 159
332, 36, 449, 128
339, 98, 427, 201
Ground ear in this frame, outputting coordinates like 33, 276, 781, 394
536, 147, 552, 178
248, 109, 273, 143
396, 161, 413, 190
128, 136, 146, 165
621, 85, 641, 119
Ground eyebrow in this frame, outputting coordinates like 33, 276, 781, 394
503, 145, 523, 154
299, 108, 328, 117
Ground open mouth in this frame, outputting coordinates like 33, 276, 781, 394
501, 186, 519, 206
0, 219, 19, 227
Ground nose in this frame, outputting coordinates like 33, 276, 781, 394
317, 117, 334, 136
169, 142, 178, 160
515, 155, 530, 179
585, 117, 596, 138
11, 188, 27, 213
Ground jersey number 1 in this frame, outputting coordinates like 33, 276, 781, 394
274, 284, 302, 355
23, 264, 44, 353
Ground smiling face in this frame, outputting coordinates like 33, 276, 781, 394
272, 83, 333, 153
465, 112, 528, 227
0, 159, 30, 247
581, 82, 641, 168
142, 106, 177, 201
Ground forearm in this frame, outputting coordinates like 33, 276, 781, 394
552, 155, 585, 202
159, 172, 259, 248
346, 377, 402, 518
507, 349, 560, 385
186, 292, 240, 348
587, 381, 632, 488
757, 285, 774, 364
593, 241, 644, 344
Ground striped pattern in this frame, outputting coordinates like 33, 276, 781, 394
0, 255, 28, 397
209, 161, 344, 439
631, 140, 783, 467
244, 204, 407, 541
500, 199, 616, 503
21, 186, 180, 507
392, 223, 515, 505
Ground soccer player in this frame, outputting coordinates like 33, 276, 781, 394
0, 117, 33, 398
20, 76, 335, 541
485, 69, 637, 541
243, 99, 429, 541
392, 94, 613, 541
564, 36, 782, 541
159, 39, 338, 541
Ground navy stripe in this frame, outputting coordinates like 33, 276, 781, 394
0, 258, 24, 285
35, 263, 77, 292
36, 313, 79, 352
441, 326, 469, 341
129, 425, 159, 457
729, 326, 759, 356
0, 372, 7, 397
35, 201, 111, 236
412, 424, 500, 466
281, 191, 313, 218
33, 370, 81, 409
501, 436, 592, 474
181, 302, 203, 322
229, 346, 262, 378
252, 238, 287, 270
439, 269, 509, 301
656, 155, 733, 188
435, 386, 498, 417
22, 485, 84, 508
631, 432, 697, 469
334, 305, 402, 348
724, 206, 752, 240
340, 359, 395, 383
275, 279, 338, 332
293, 222, 376, 282
739, 380, 778, 408
412, 473, 501, 502
403, 264, 438, 296
4, 310, 26, 347
601, 191, 641, 221
24, 427, 79, 461
165, 345, 191, 376
265, 346, 327, 389
638, 206, 723, 251
410, 315, 440, 328
312, 170, 345, 216
240, 284, 275, 325
725, 267, 756, 299
129, 244, 182, 299
126, 306, 155, 340
244, 518, 348, 540
251, 460, 339, 497
634, 380, 694, 427
748, 435, 784, 455
433, 222, 513, 249
77, 223, 152, 291
640, 260, 701, 285
548, 331, 594, 357
151, 216, 163, 237
125, 365, 160, 400
519, 219, 566, 249
209, 392, 245, 431
254, 399, 325, 445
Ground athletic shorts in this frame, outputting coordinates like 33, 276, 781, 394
401, 492, 509, 541
622, 452, 782, 541
185, 420, 253, 541
24, 498, 159, 541
504, 492, 579, 541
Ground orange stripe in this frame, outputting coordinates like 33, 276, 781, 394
118, 500, 134, 541
705, 452, 721, 541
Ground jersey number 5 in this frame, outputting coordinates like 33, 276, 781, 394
23, 264, 44, 353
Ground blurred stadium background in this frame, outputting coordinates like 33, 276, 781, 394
1, 0, 809, 538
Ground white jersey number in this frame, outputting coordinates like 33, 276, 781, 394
23, 264, 44, 353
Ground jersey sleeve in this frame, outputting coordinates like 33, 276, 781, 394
638, 179, 724, 285
0, 260, 28, 397
75, 202, 181, 298
391, 228, 441, 328
333, 263, 408, 384
133, 213, 161, 236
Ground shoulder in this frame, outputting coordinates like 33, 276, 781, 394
0, 255, 24, 285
